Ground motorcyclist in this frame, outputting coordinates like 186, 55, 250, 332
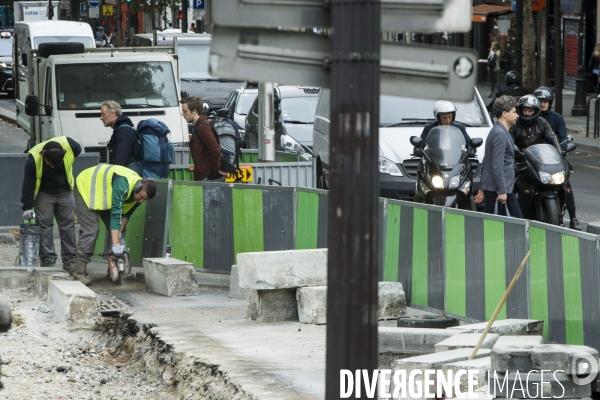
535, 86, 581, 230
509, 94, 560, 152
95, 26, 106, 47
488, 71, 530, 111
420, 100, 471, 144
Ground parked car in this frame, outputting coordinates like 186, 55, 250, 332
312, 88, 493, 199
217, 87, 258, 134
0, 36, 13, 97
245, 85, 319, 156
132, 32, 245, 112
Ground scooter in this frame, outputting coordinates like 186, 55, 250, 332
410, 125, 483, 210
514, 138, 577, 225
98, 249, 132, 285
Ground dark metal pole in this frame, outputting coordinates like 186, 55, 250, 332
515, 0, 523, 75
326, 0, 380, 398
182, 0, 187, 32
126, 1, 130, 46
571, 0, 587, 116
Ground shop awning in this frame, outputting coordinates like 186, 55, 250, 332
472, 4, 512, 23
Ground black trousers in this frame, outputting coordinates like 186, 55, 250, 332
566, 180, 576, 219
483, 191, 523, 218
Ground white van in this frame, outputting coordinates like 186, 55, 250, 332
312, 88, 493, 200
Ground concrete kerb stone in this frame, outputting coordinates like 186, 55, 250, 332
435, 333, 499, 352
247, 289, 299, 323
297, 286, 327, 324
447, 319, 544, 336
0, 267, 35, 289
586, 221, 600, 235
237, 248, 328, 290
229, 265, 248, 299
33, 267, 74, 298
142, 258, 200, 297
392, 348, 491, 400
379, 327, 459, 355
441, 357, 490, 398
0, 232, 15, 245
47, 280, 100, 325
495, 335, 545, 345
379, 282, 407, 319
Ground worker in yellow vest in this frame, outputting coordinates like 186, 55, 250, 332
21, 137, 81, 271
73, 165, 157, 285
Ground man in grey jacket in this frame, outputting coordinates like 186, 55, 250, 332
475, 95, 523, 218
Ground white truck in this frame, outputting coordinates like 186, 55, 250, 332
13, 1, 59, 23
17, 43, 188, 159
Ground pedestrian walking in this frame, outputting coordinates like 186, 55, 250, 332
20, 137, 81, 272
487, 42, 501, 97
475, 95, 523, 218
190, 23, 196, 33
101, 100, 143, 175
73, 165, 156, 285
588, 43, 600, 95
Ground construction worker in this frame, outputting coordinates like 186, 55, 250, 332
21, 137, 81, 272
73, 165, 157, 285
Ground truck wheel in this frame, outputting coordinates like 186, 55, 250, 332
38, 42, 85, 58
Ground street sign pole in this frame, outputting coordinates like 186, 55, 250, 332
326, 0, 380, 398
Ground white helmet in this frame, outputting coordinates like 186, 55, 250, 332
433, 100, 456, 124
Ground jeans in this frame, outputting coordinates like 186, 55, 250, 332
34, 190, 77, 263
483, 191, 523, 218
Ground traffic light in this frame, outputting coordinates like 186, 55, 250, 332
274, 86, 282, 127
126, 0, 131, 3
178, 10, 182, 19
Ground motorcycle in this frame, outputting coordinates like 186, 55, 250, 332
410, 125, 482, 209
514, 138, 577, 225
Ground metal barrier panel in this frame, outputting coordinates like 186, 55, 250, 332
382, 201, 401, 282
252, 162, 314, 188
124, 201, 147, 266
0, 153, 99, 228
203, 183, 235, 272
444, 209, 528, 322
295, 188, 328, 249
170, 182, 204, 267
140, 179, 170, 260
529, 222, 599, 347
232, 186, 265, 263
168, 168, 194, 181
262, 187, 295, 251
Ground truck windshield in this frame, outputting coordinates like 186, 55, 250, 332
34, 36, 94, 48
178, 44, 211, 80
56, 62, 179, 110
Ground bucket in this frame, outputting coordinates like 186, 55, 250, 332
18, 222, 40, 267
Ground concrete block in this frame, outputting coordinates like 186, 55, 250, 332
0, 232, 15, 245
197, 271, 230, 288
489, 371, 591, 399
237, 249, 327, 290
379, 282, 407, 320
33, 268, 73, 298
441, 357, 490, 398
247, 289, 298, 323
495, 335, 544, 346
142, 258, 200, 297
435, 333, 499, 352
297, 286, 327, 324
586, 221, 600, 235
447, 319, 544, 336
392, 348, 491, 400
0, 267, 34, 288
491, 343, 599, 375
229, 265, 248, 299
47, 281, 99, 325
379, 327, 459, 355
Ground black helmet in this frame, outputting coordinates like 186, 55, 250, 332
517, 94, 541, 125
505, 71, 522, 86
534, 86, 554, 111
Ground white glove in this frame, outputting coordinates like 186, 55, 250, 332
111, 244, 124, 257
23, 210, 35, 220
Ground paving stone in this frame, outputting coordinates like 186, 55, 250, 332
237, 249, 327, 290
380, 327, 459, 355
435, 333, 499, 352
296, 286, 327, 325
447, 319, 544, 336
495, 336, 545, 346
247, 289, 298, 323
142, 258, 200, 296
586, 221, 600, 235
379, 282, 407, 319
489, 371, 591, 399
491, 343, 600, 376
46, 280, 99, 325
0, 267, 34, 288
33, 267, 73, 298
392, 348, 491, 400
441, 357, 490, 398
229, 265, 248, 299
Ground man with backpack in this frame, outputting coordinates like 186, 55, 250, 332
101, 100, 143, 175
180, 97, 227, 181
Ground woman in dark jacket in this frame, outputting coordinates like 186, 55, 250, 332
588, 44, 600, 95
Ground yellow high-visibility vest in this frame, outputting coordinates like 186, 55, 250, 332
76, 165, 141, 213
29, 136, 75, 196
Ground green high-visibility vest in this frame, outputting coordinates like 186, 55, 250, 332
29, 136, 75, 196
76, 165, 141, 213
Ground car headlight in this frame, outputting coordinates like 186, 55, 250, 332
449, 175, 461, 189
551, 171, 565, 184
431, 175, 444, 188
378, 157, 403, 176
0, 62, 7, 70
538, 171, 551, 184
280, 134, 304, 153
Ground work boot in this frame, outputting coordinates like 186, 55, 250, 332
71, 259, 92, 286
62, 260, 74, 274
41, 258, 56, 267
570, 218, 582, 231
